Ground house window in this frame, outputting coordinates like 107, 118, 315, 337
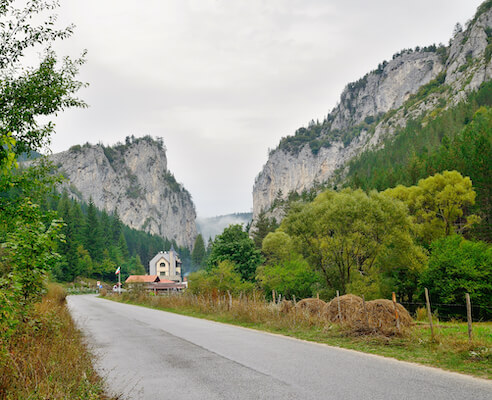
160, 262, 166, 268
160, 271, 166, 276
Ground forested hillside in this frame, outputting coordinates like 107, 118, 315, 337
344, 81, 492, 241
50, 191, 191, 282
50, 135, 197, 249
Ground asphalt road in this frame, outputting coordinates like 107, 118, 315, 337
67, 295, 491, 400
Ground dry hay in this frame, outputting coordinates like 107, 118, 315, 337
295, 298, 326, 315
323, 294, 364, 323
279, 300, 294, 313
366, 299, 413, 329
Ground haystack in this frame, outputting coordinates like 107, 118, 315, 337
295, 298, 326, 315
366, 299, 413, 328
279, 300, 294, 313
323, 294, 363, 323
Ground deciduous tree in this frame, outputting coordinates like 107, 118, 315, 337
207, 224, 263, 281
281, 189, 426, 295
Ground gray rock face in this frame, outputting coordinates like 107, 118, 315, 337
331, 52, 443, 131
50, 138, 197, 249
253, 5, 492, 219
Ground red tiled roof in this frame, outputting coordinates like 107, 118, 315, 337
157, 279, 175, 283
125, 275, 160, 283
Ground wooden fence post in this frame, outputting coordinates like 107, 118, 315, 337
466, 293, 473, 343
392, 292, 400, 332
272, 290, 276, 304
424, 288, 434, 339
362, 294, 369, 329
336, 290, 342, 322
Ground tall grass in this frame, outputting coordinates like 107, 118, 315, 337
119, 290, 329, 333
0, 283, 113, 399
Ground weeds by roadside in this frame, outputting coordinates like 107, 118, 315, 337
0, 283, 114, 400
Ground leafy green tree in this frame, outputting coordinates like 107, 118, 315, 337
257, 231, 320, 299
0, 0, 86, 163
256, 257, 319, 300
420, 235, 492, 319
191, 234, 206, 269
0, 1, 85, 327
384, 171, 479, 245
3, 200, 63, 303
189, 261, 254, 296
207, 224, 263, 281
261, 231, 296, 265
281, 189, 426, 296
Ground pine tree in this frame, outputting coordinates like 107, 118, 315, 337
83, 198, 103, 262
191, 234, 206, 269
251, 210, 279, 249
111, 208, 123, 245
118, 232, 130, 259
56, 191, 80, 280
99, 210, 112, 248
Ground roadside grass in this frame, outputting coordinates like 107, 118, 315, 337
107, 291, 492, 379
0, 283, 114, 400
61, 277, 112, 295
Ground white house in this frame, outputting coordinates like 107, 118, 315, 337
148, 246, 182, 282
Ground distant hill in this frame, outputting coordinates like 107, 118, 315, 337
197, 213, 253, 241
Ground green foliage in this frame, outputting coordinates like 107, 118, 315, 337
0, 1, 86, 164
472, 0, 492, 25
256, 256, 319, 300
345, 81, 492, 241
188, 261, 255, 296
277, 115, 382, 156
0, 157, 65, 334
420, 236, 492, 319
191, 234, 206, 270
207, 224, 263, 282
163, 170, 187, 194
250, 210, 279, 249
280, 189, 426, 296
345, 270, 393, 301
44, 192, 192, 281
404, 72, 448, 109
261, 231, 295, 265
383, 171, 479, 245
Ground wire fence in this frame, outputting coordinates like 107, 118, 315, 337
400, 301, 491, 322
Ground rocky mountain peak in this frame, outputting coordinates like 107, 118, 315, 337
253, 2, 492, 220
51, 136, 197, 249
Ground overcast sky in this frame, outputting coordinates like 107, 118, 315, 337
49, 0, 483, 217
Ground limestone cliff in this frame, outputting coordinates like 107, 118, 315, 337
253, 3, 492, 219
50, 136, 197, 249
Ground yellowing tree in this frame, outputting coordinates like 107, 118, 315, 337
383, 171, 480, 245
